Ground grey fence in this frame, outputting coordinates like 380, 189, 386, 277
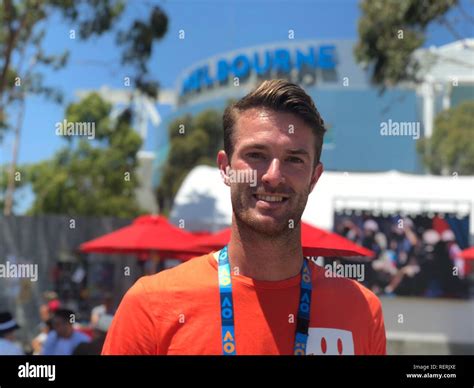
0, 215, 140, 346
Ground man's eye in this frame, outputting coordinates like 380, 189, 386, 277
247, 152, 264, 159
287, 156, 303, 163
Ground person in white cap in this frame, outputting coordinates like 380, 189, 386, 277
0, 311, 24, 355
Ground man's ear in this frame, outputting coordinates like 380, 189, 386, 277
217, 150, 231, 187
309, 162, 323, 193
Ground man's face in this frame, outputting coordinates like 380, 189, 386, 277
218, 108, 323, 237
52, 317, 72, 338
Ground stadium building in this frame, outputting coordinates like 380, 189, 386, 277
151, 38, 474, 188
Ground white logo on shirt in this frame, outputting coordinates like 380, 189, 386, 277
306, 328, 354, 355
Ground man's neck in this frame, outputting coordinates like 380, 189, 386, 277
215, 217, 304, 281
59, 330, 73, 339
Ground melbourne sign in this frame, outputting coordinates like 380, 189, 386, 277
179, 44, 337, 98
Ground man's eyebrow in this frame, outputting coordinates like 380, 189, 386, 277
242, 144, 268, 150
287, 148, 310, 156
241, 145, 311, 157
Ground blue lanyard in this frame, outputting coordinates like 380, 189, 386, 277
218, 245, 312, 355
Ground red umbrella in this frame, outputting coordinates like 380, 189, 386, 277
301, 222, 374, 257
193, 228, 231, 250
192, 222, 375, 258
79, 215, 200, 259
459, 247, 474, 260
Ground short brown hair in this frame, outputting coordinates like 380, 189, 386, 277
223, 79, 326, 165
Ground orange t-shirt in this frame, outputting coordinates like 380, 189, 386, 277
102, 253, 386, 355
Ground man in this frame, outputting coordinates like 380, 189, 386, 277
102, 79, 386, 355
0, 311, 24, 355
41, 308, 90, 355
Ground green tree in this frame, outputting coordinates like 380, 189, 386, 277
0, 0, 168, 214
354, 0, 458, 90
27, 93, 144, 217
0, 165, 27, 210
417, 101, 474, 175
157, 109, 223, 213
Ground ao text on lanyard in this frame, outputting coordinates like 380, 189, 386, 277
217, 245, 313, 355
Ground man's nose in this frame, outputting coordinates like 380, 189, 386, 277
261, 158, 285, 188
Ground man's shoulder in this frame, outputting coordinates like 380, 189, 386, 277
73, 330, 91, 342
133, 253, 215, 295
312, 262, 382, 310
0, 339, 23, 355
45, 330, 58, 341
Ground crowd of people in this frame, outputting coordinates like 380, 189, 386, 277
1, 212, 471, 356
0, 291, 115, 355
334, 213, 472, 298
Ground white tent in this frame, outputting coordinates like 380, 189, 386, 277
170, 165, 232, 232
171, 165, 474, 236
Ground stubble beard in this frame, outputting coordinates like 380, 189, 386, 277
231, 182, 311, 239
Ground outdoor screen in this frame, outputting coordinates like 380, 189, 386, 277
333, 210, 471, 299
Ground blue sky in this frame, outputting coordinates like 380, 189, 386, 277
1, 0, 473, 212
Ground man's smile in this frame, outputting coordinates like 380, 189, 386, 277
252, 193, 290, 208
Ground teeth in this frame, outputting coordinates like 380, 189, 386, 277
256, 195, 284, 202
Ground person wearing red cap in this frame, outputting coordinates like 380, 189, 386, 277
102, 79, 386, 355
